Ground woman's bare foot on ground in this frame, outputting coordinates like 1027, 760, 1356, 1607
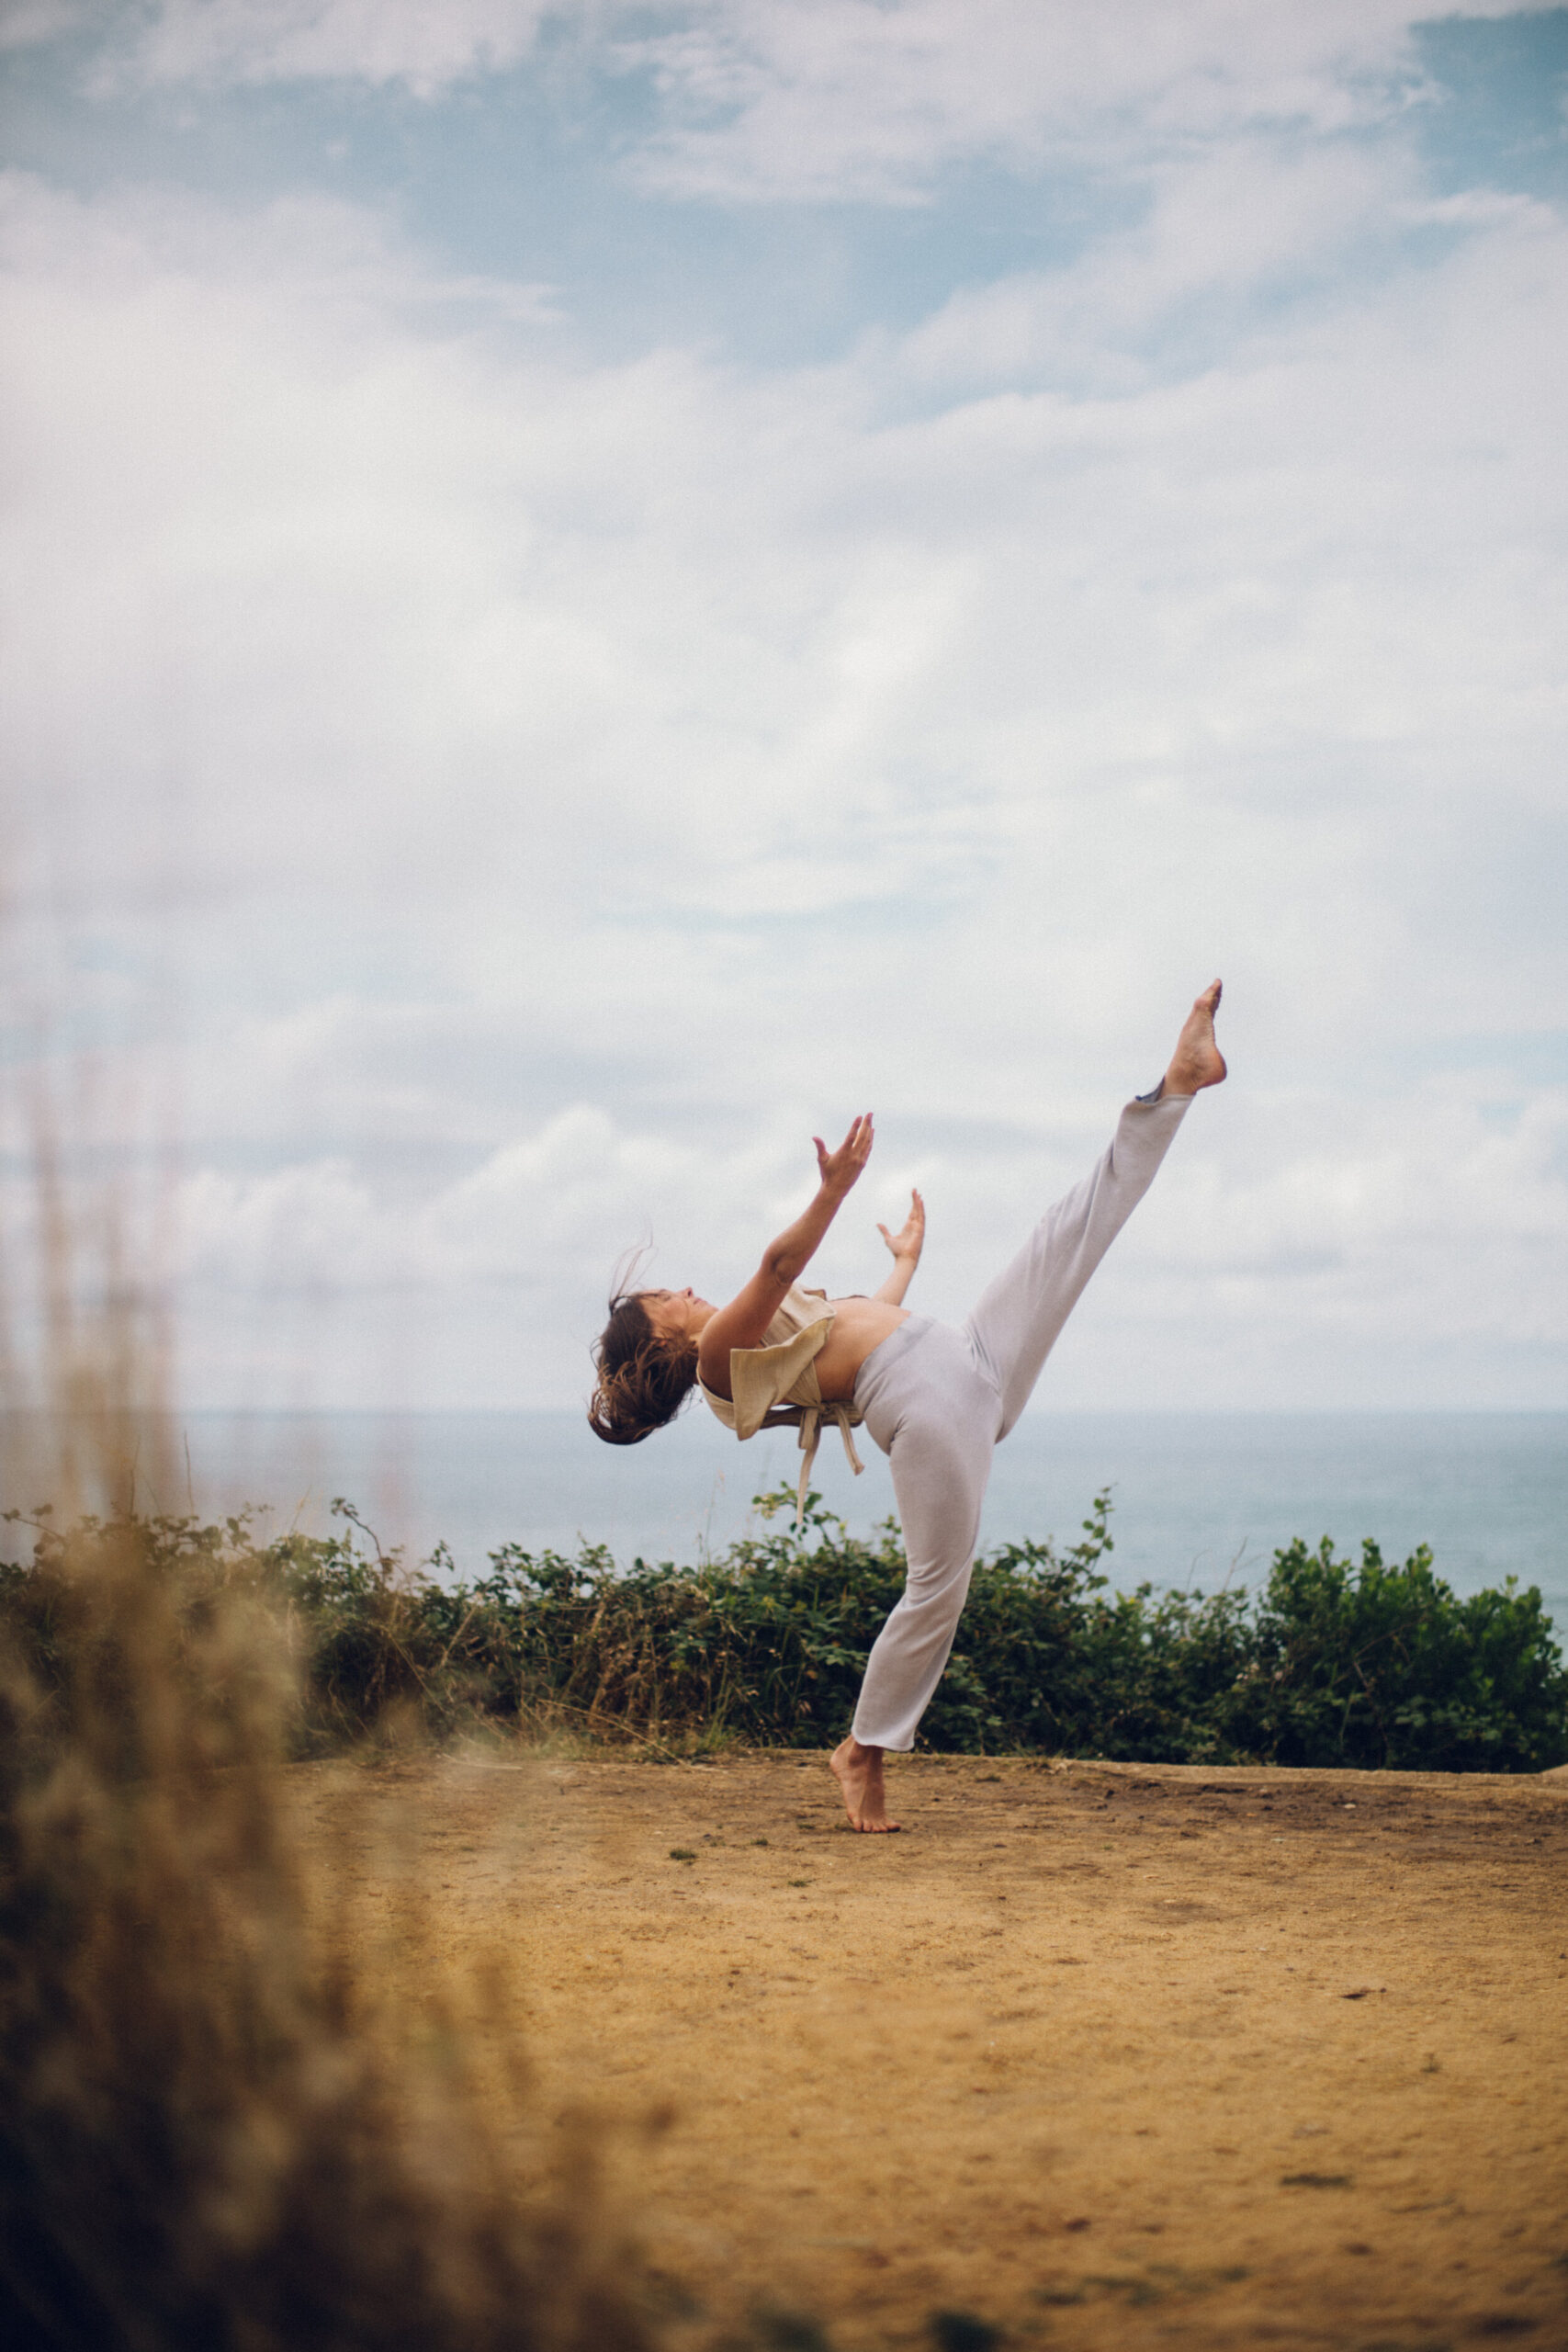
1163, 978, 1227, 1097
831, 1736, 900, 1832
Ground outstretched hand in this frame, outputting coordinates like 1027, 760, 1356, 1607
877, 1188, 925, 1265
814, 1114, 874, 1198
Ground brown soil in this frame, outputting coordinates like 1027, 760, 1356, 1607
298, 1753, 1568, 2351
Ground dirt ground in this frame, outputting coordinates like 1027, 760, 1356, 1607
297, 1752, 1568, 2352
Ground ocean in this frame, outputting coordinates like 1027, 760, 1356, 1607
167, 1408, 1567, 1632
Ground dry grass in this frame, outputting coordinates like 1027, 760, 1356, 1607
0, 1508, 659, 2352
0, 1057, 659, 2352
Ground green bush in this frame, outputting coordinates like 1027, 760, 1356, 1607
1223, 1533, 1568, 1771
4, 1488, 1563, 1770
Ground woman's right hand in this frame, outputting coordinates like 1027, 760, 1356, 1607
814, 1114, 874, 1198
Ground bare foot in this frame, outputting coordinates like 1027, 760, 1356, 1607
830, 1736, 901, 1832
1163, 978, 1227, 1097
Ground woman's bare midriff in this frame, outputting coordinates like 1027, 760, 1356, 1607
812, 1296, 910, 1401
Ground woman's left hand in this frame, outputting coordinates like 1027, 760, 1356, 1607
877, 1189, 925, 1264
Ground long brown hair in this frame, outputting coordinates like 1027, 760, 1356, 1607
587, 1284, 700, 1445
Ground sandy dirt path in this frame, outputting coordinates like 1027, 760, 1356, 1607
298, 1753, 1568, 2350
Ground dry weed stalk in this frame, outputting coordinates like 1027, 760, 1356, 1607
0, 1057, 657, 2351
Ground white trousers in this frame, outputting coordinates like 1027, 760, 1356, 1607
848, 1091, 1190, 1752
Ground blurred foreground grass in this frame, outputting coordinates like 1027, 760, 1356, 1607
0, 1016, 682, 2350
0, 1501, 659, 2352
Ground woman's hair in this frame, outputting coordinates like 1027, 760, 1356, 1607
587, 1284, 701, 1446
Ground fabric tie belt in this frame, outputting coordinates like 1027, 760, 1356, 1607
761, 1401, 865, 1526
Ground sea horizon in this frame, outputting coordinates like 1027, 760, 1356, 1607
89, 1405, 1568, 1635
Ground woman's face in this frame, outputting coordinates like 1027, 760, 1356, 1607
641, 1287, 713, 1340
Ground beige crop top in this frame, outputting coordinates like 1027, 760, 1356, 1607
698, 1284, 864, 1525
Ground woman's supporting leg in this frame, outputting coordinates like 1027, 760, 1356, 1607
834, 1322, 1001, 1826
964, 1090, 1190, 1439
850, 1385, 999, 1754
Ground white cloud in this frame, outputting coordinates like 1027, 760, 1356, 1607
2, 141, 1565, 1407
90, 2, 1562, 201
105, 0, 563, 96
620, 0, 1436, 202
0, 0, 91, 51
616, 0, 1564, 209
176, 1104, 767, 1291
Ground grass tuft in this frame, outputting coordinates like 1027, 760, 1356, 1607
0, 1506, 657, 2352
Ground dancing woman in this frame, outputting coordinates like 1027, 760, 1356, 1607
589, 982, 1227, 1829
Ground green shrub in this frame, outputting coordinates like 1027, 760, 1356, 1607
4, 1488, 1563, 1771
1224, 1534, 1568, 1771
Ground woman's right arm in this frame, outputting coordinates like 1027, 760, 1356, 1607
696, 1115, 874, 1393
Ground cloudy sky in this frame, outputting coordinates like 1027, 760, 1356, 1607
2, 0, 1565, 1418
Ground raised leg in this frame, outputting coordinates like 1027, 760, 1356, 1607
964, 983, 1224, 1439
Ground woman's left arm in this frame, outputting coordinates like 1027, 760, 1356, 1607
874, 1189, 925, 1306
